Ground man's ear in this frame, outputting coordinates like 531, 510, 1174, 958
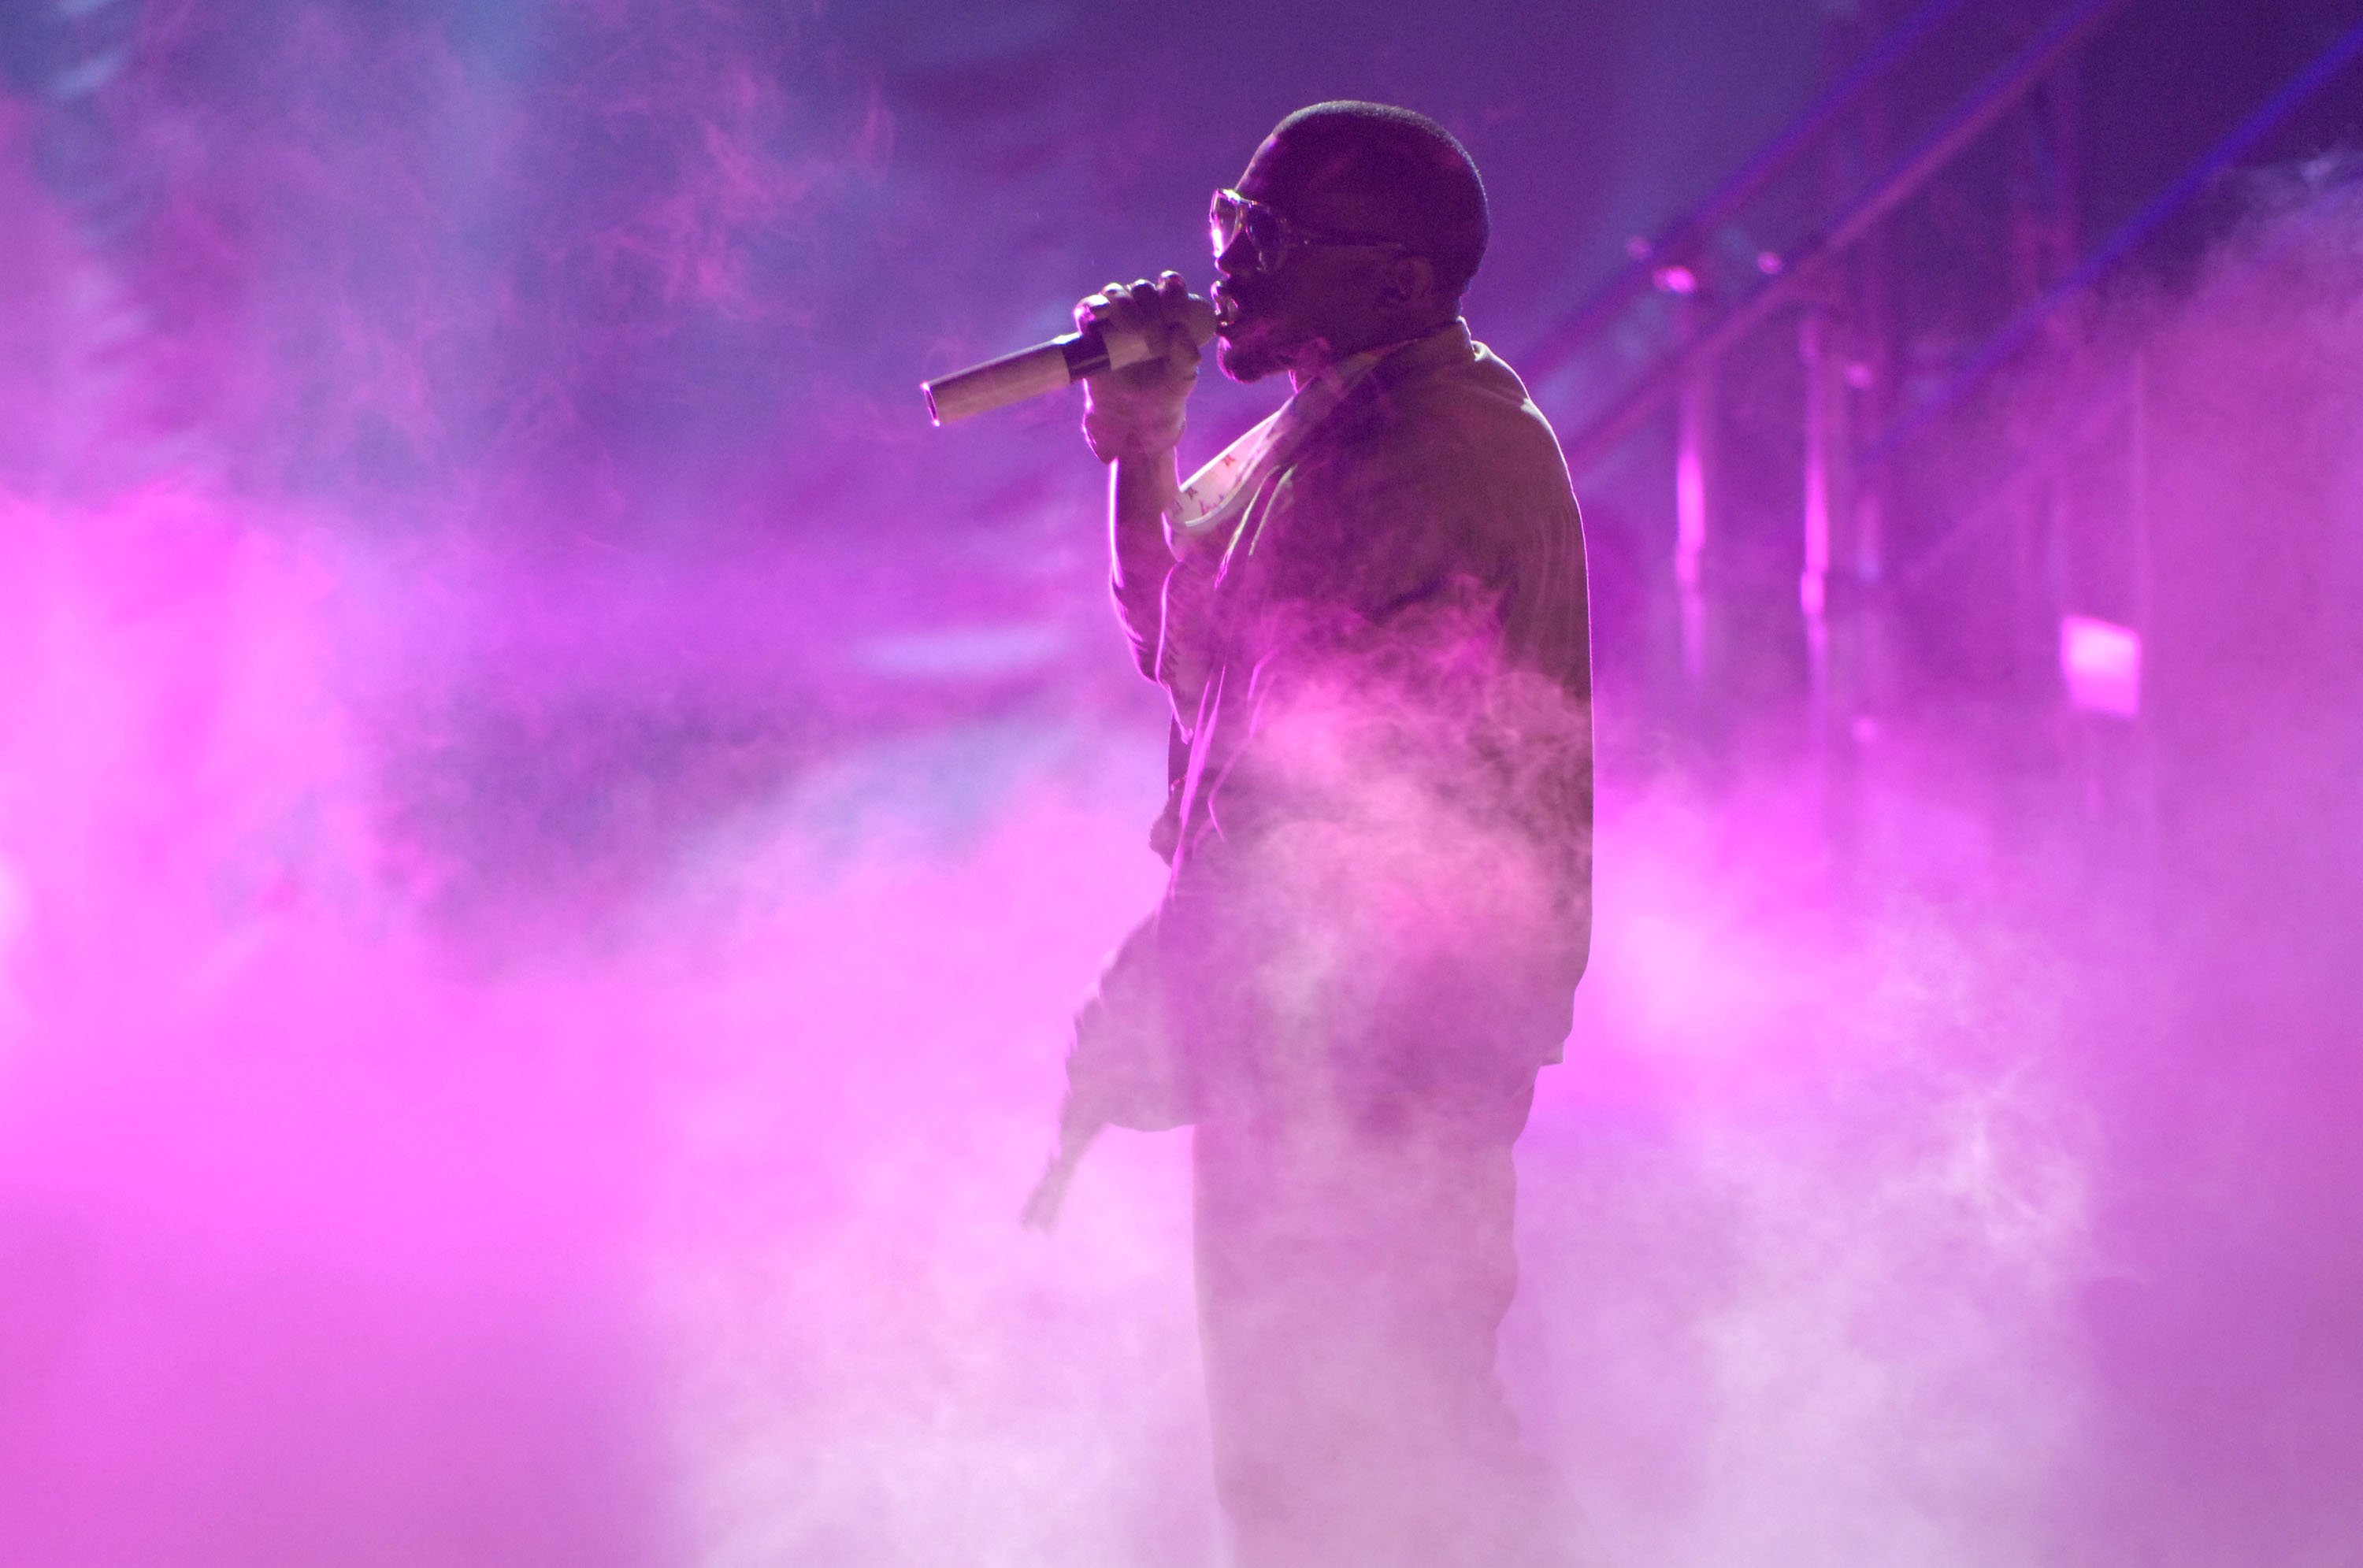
1378, 252, 1438, 310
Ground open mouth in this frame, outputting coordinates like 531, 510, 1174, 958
1211, 283, 1246, 332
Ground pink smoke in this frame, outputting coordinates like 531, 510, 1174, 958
2, 9, 2360, 1568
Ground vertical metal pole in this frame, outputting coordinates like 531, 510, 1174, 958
2127, 349, 2158, 862
1674, 391, 1708, 688
1801, 304, 1849, 807
1801, 309, 1835, 630
1810, 0, 1861, 861
1842, 0, 1894, 881
2129, 353, 2152, 636
2018, 13, 2086, 701
1674, 328, 1712, 691
1850, 0, 1894, 598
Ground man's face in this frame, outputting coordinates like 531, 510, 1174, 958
1211, 134, 1404, 384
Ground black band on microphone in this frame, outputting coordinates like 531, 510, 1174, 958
1060, 330, 1111, 380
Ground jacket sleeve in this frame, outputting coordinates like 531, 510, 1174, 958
1108, 506, 1170, 683
1062, 913, 1192, 1131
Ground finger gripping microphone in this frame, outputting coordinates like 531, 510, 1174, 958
922, 295, 1217, 425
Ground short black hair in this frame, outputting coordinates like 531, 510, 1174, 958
1267, 101, 1489, 297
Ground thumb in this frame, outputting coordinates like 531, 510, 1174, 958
1164, 321, 1202, 378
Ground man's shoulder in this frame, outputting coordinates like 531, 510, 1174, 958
1329, 320, 1545, 434
1325, 332, 1575, 510
1256, 332, 1578, 612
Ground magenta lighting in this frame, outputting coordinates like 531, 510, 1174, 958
10, 2, 2363, 1564
2061, 614, 2142, 717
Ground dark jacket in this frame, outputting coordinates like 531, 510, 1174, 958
1079, 319, 1593, 1130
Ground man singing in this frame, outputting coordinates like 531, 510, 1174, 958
1042, 101, 1593, 1567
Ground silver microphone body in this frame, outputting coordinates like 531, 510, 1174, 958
922, 295, 1217, 425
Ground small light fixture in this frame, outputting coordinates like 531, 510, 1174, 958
2061, 615, 2142, 718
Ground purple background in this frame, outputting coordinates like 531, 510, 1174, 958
2, 2, 2360, 1565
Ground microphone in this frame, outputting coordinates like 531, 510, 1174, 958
922, 295, 1217, 425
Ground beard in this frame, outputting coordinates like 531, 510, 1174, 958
1215, 305, 1316, 383
1215, 331, 1286, 383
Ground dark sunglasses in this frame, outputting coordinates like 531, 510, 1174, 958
1209, 188, 1410, 276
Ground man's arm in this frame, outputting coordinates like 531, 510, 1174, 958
1076, 272, 1204, 678
1024, 275, 1210, 1230
1107, 455, 1179, 679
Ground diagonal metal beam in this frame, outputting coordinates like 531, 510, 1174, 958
1557, 0, 2135, 479
1886, 12, 2363, 590
1519, 0, 1981, 392
1864, 13, 2363, 477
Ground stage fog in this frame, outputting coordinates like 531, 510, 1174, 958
2, 3, 2357, 1566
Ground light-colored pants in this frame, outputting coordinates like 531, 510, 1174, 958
1192, 1076, 1571, 1568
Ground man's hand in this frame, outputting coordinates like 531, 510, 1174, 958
1078, 271, 1203, 465
1020, 1101, 1104, 1233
